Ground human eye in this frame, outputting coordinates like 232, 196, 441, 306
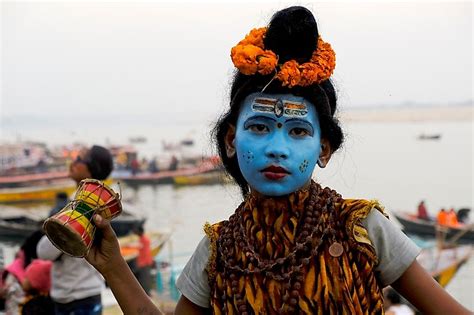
248, 123, 269, 134
289, 127, 311, 138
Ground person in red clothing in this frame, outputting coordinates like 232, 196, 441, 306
417, 200, 429, 220
133, 226, 153, 296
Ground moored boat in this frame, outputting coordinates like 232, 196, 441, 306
0, 211, 145, 242
394, 212, 474, 244
417, 244, 472, 287
113, 159, 220, 186
173, 170, 228, 186
0, 215, 43, 240
0, 182, 76, 204
0, 171, 70, 188
119, 231, 171, 263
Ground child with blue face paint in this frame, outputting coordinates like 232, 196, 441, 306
233, 92, 324, 197
85, 6, 469, 315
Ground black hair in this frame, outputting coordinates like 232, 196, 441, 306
135, 225, 144, 236
21, 230, 45, 268
212, 6, 344, 196
84, 145, 114, 180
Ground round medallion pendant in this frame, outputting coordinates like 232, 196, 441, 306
329, 242, 344, 257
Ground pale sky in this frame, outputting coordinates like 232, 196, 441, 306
1, 1, 472, 120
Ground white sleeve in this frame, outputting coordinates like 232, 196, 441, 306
175, 236, 211, 308
361, 209, 421, 287
36, 235, 62, 261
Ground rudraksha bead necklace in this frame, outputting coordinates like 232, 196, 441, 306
217, 181, 343, 314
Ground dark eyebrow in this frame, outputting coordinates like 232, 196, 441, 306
245, 115, 277, 123
284, 118, 312, 124
284, 118, 314, 134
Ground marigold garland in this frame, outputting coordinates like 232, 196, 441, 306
230, 27, 336, 88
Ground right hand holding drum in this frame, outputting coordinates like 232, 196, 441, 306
43, 179, 122, 258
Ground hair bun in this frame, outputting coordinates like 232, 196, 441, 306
264, 6, 319, 64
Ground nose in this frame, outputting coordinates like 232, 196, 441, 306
264, 133, 290, 160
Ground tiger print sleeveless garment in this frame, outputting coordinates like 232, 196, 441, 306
205, 181, 385, 314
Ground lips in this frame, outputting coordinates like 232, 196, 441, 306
261, 165, 290, 180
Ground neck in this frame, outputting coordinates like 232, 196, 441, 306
248, 180, 312, 200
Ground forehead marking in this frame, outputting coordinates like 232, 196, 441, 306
251, 97, 308, 118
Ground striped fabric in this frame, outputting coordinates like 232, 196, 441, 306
206, 191, 385, 314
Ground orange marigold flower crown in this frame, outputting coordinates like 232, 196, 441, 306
230, 27, 336, 88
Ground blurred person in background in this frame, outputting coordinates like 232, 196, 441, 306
133, 226, 154, 296
37, 145, 113, 315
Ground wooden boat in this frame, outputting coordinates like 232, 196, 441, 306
119, 231, 171, 263
417, 244, 472, 287
417, 133, 442, 140
0, 178, 116, 204
173, 171, 228, 186
0, 182, 76, 204
0, 211, 145, 242
0, 171, 69, 188
0, 215, 43, 240
113, 160, 220, 185
394, 212, 474, 244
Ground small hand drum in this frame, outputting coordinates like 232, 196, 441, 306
43, 179, 122, 257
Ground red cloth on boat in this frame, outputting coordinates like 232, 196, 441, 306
137, 235, 153, 268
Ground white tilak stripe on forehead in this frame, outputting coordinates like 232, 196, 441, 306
251, 97, 308, 118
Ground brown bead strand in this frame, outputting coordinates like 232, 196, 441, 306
217, 181, 344, 313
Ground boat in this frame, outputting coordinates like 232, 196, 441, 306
0, 181, 76, 204
113, 159, 220, 186
0, 215, 43, 240
173, 170, 228, 186
0, 171, 70, 188
110, 211, 146, 237
417, 244, 472, 287
119, 231, 171, 263
417, 133, 441, 140
129, 136, 147, 144
0, 211, 145, 242
393, 212, 474, 244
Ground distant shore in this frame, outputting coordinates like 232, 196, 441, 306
340, 105, 473, 122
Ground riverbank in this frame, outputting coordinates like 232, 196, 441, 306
340, 104, 473, 122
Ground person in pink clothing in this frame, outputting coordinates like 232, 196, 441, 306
0, 230, 45, 315
1, 250, 26, 315
133, 226, 153, 296
19, 259, 54, 315
22, 260, 52, 294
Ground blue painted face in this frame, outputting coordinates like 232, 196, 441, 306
235, 92, 322, 196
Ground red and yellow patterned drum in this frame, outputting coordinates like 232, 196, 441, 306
43, 179, 122, 257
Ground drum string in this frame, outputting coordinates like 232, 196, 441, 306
64, 181, 122, 227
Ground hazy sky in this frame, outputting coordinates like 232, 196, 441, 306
1, 1, 472, 120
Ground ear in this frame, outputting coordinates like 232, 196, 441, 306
224, 124, 236, 158
317, 138, 332, 168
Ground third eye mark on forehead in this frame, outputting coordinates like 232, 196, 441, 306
251, 97, 308, 118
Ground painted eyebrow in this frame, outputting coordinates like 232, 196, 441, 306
284, 118, 314, 133
243, 116, 276, 128
245, 115, 277, 123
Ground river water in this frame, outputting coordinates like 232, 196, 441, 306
1, 119, 473, 309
